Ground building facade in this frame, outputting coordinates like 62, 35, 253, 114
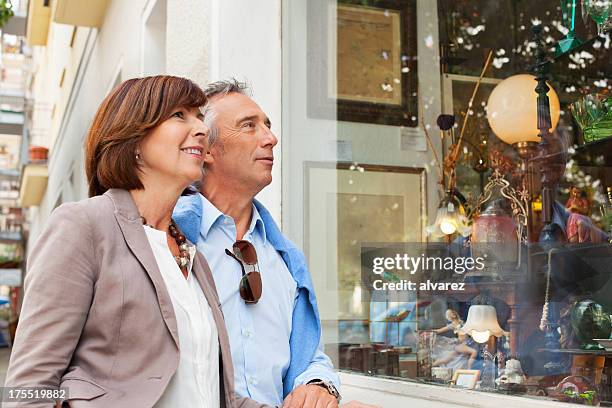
13, 0, 612, 406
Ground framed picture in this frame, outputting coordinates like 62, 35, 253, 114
308, 0, 418, 127
304, 162, 426, 320
452, 369, 481, 389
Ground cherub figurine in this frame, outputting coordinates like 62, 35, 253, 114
432, 309, 478, 369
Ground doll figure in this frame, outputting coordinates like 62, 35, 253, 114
565, 186, 601, 243
432, 309, 478, 369
566, 186, 590, 215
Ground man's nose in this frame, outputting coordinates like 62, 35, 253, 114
261, 126, 278, 148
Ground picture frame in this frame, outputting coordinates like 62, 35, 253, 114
452, 369, 481, 389
304, 162, 426, 320
308, 0, 418, 127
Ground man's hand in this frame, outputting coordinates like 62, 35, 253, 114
283, 384, 338, 408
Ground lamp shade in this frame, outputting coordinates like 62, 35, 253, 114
487, 74, 561, 145
460, 305, 507, 343
425, 201, 472, 238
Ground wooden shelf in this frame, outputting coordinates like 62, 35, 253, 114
574, 137, 612, 167
538, 348, 612, 355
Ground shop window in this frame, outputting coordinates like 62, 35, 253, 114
283, 0, 612, 404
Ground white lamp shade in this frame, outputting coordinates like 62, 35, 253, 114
460, 305, 506, 343
426, 202, 472, 238
487, 74, 561, 145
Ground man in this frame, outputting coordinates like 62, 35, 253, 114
173, 79, 341, 408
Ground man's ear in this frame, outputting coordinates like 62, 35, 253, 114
203, 150, 215, 165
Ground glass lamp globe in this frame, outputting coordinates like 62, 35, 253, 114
487, 74, 561, 145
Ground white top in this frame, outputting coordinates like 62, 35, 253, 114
144, 226, 220, 408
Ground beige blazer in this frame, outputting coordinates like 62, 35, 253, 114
5, 189, 270, 408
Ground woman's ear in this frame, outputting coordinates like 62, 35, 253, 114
135, 144, 143, 163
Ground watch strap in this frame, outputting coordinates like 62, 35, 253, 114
307, 379, 341, 403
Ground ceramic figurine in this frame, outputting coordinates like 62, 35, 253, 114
495, 358, 526, 385
431, 309, 478, 369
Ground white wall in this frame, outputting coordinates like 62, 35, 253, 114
142, 0, 167, 76
166, 0, 208, 86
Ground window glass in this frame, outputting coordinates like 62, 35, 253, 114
283, 0, 612, 404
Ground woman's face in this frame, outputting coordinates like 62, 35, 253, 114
139, 106, 208, 188
446, 310, 457, 321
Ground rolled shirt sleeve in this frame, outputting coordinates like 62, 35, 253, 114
292, 340, 341, 391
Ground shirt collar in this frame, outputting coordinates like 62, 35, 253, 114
199, 194, 268, 244
249, 203, 268, 244
199, 194, 225, 240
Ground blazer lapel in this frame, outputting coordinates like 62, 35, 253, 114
106, 189, 179, 349
192, 252, 233, 408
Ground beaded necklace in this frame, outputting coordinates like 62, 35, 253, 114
141, 217, 190, 269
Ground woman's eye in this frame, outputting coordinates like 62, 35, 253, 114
172, 111, 184, 119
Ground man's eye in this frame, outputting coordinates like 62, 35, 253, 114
172, 111, 184, 119
242, 122, 255, 129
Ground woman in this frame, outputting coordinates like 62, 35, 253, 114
4, 76, 268, 408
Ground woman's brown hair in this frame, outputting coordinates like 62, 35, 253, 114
85, 75, 207, 197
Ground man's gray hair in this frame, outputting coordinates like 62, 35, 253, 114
204, 78, 251, 100
203, 78, 251, 148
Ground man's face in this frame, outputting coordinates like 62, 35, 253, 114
204, 92, 277, 193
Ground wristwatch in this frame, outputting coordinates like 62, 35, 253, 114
307, 379, 341, 403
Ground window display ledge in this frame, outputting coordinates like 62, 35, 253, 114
338, 371, 581, 407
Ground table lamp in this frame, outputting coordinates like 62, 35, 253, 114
487, 74, 561, 160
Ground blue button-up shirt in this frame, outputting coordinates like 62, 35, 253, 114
196, 195, 336, 405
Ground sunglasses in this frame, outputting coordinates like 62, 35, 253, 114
224, 240, 262, 304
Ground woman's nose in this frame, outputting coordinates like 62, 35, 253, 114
193, 123, 210, 145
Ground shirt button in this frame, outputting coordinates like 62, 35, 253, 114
243, 330, 252, 338
248, 377, 258, 385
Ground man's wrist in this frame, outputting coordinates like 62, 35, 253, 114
306, 378, 341, 403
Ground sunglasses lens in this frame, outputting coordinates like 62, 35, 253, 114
234, 240, 258, 264
240, 272, 262, 303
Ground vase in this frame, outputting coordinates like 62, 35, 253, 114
570, 300, 612, 350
